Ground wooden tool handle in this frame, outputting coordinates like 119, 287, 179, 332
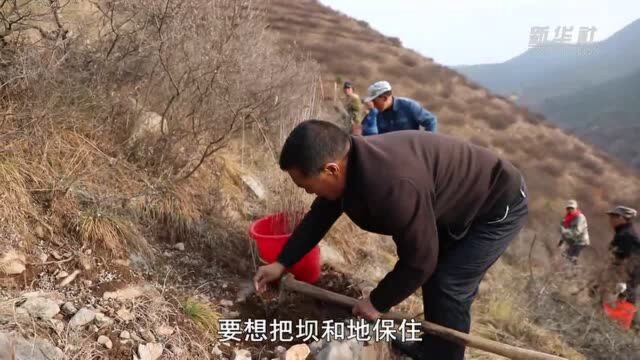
281, 275, 567, 360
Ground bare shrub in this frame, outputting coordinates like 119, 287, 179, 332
492, 136, 515, 151
423, 98, 445, 113
523, 111, 546, 125
579, 156, 605, 176
386, 36, 402, 47
379, 62, 408, 81
470, 105, 492, 121
0, 0, 70, 45
485, 111, 515, 130
93, 0, 317, 179
411, 88, 437, 105
400, 53, 418, 67
356, 19, 370, 29
444, 98, 466, 114
441, 112, 466, 127
439, 80, 454, 99
0, 0, 318, 257
409, 65, 446, 85
537, 161, 565, 177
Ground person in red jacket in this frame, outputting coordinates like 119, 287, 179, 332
254, 120, 528, 360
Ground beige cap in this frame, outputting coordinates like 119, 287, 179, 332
364, 81, 392, 102
566, 199, 578, 209
606, 205, 638, 219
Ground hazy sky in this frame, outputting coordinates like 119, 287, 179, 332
319, 0, 640, 66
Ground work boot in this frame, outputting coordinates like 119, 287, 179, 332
390, 337, 425, 360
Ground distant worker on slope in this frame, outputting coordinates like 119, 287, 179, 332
558, 199, 590, 264
254, 120, 528, 359
364, 80, 438, 134
340, 81, 363, 135
607, 205, 640, 324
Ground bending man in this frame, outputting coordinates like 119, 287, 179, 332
254, 120, 528, 359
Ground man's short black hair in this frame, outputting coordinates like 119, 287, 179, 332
279, 120, 350, 176
343, 81, 352, 89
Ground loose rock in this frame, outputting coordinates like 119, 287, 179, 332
241, 174, 266, 200
212, 345, 223, 356
174, 242, 185, 251
220, 299, 234, 307
285, 344, 310, 360
58, 270, 81, 288
97, 335, 113, 349
35, 225, 46, 239
20, 297, 60, 320
78, 255, 93, 270
120, 330, 131, 339
38, 253, 49, 263
0, 251, 26, 275
0, 333, 63, 360
116, 307, 134, 322
232, 349, 252, 360
319, 243, 345, 266
315, 339, 363, 360
103, 285, 156, 301
131, 332, 144, 342
95, 312, 114, 327
35, 339, 64, 360
140, 329, 156, 342
155, 324, 174, 337
62, 302, 78, 315
50, 319, 65, 334
55, 271, 69, 279
69, 307, 96, 328
138, 342, 163, 360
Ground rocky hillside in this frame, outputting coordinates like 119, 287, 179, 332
266, 0, 640, 253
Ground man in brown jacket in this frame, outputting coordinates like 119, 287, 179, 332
254, 120, 528, 359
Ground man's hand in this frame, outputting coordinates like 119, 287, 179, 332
253, 262, 285, 294
365, 101, 374, 110
352, 298, 381, 321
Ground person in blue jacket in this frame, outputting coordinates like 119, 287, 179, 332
364, 80, 438, 134
361, 101, 379, 136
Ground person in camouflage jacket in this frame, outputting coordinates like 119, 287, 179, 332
341, 82, 363, 134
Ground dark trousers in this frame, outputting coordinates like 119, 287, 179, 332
418, 185, 529, 359
564, 244, 586, 264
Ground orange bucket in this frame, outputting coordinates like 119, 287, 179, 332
603, 300, 637, 330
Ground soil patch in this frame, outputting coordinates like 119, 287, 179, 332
228, 266, 364, 356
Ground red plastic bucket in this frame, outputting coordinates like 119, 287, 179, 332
603, 300, 637, 330
249, 213, 321, 284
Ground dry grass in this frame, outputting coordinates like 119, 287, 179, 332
72, 208, 152, 259
133, 186, 200, 243
180, 297, 220, 338
0, 161, 32, 247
